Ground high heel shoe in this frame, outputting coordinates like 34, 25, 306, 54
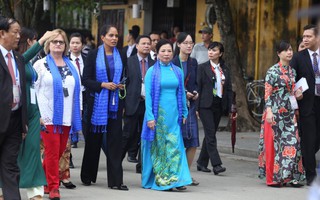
60, 180, 76, 189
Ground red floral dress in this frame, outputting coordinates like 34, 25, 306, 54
258, 63, 305, 185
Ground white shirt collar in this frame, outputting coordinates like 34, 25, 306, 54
70, 53, 83, 63
307, 48, 319, 58
0, 44, 12, 60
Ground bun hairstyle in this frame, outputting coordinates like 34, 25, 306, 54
276, 40, 291, 54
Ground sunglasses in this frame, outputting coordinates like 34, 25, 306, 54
51, 40, 65, 45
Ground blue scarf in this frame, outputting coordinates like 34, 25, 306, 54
91, 45, 123, 133
141, 61, 184, 141
46, 54, 82, 133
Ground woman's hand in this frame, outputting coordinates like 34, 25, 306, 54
230, 113, 237, 120
266, 108, 273, 124
117, 84, 125, 90
147, 120, 156, 130
101, 82, 118, 90
186, 92, 194, 100
38, 31, 58, 46
295, 88, 303, 100
192, 92, 199, 100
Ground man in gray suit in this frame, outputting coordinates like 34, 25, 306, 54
122, 35, 155, 173
0, 17, 27, 200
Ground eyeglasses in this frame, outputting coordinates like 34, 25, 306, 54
182, 42, 194, 46
51, 40, 65, 45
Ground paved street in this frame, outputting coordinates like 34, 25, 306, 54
18, 117, 311, 199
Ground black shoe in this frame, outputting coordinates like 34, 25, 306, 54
127, 156, 138, 163
60, 181, 76, 189
267, 183, 281, 188
307, 176, 316, 186
71, 143, 78, 148
197, 164, 211, 173
176, 186, 187, 191
109, 184, 129, 191
212, 165, 226, 175
82, 180, 91, 186
136, 166, 141, 174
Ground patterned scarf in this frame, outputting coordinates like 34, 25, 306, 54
91, 45, 123, 133
141, 61, 184, 141
46, 54, 82, 133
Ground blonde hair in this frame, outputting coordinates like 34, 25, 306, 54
43, 29, 69, 56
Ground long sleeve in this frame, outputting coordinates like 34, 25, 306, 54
23, 42, 42, 63
82, 50, 103, 93
144, 66, 155, 121
264, 67, 276, 108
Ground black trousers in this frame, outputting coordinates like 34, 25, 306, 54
197, 98, 223, 167
80, 114, 124, 187
300, 96, 320, 181
122, 101, 145, 160
0, 109, 22, 200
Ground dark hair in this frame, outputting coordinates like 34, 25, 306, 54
276, 40, 291, 54
18, 27, 38, 54
0, 17, 19, 31
174, 32, 193, 55
99, 24, 117, 37
136, 35, 151, 44
149, 31, 160, 36
208, 41, 224, 61
303, 24, 318, 36
160, 30, 169, 39
155, 39, 173, 53
70, 32, 84, 44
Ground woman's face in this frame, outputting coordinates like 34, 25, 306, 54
157, 44, 173, 64
49, 34, 65, 55
101, 27, 118, 48
278, 46, 293, 63
178, 35, 194, 55
298, 42, 305, 52
208, 47, 222, 62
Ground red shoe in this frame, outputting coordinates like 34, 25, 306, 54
44, 186, 49, 194
49, 189, 60, 200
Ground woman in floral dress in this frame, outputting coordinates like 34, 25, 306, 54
258, 41, 305, 187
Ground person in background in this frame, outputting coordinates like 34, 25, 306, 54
258, 40, 305, 187
80, 24, 128, 191
170, 26, 181, 44
190, 27, 213, 65
297, 39, 306, 52
172, 32, 200, 186
141, 39, 191, 191
33, 28, 82, 200
122, 25, 140, 66
122, 35, 155, 172
290, 24, 320, 186
149, 31, 160, 61
196, 42, 234, 175
0, 17, 27, 200
160, 30, 168, 40
17, 28, 56, 200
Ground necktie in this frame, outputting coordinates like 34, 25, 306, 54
313, 52, 318, 73
7, 53, 17, 108
313, 52, 320, 95
154, 53, 157, 61
141, 59, 146, 80
7, 53, 16, 84
75, 58, 81, 75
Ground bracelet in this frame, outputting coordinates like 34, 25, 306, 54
118, 84, 126, 99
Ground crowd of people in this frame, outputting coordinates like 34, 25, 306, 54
0, 14, 319, 200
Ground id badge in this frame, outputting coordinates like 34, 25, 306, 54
289, 95, 298, 110
30, 87, 36, 104
13, 85, 20, 104
141, 83, 145, 97
316, 76, 320, 84
63, 87, 69, 97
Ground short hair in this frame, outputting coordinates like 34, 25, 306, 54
149, 31, 160, 36
136, 35, 151, 44
276, 40, 291, 54
44, 29, 69, 56
70, 32, 84, 44
0, 17, 19, 31
208, 41, 224, 61
18, 27, 38, 54
155, 39, 173, 53
303, 24, 318, 36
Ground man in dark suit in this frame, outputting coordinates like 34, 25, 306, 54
0, 17, 27, 200
122, 35, 155, 172
121, 25, 140, 67
290, 24, 320, 186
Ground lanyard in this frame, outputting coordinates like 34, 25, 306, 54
27, 63, 36, 86
179, 56, 190, 87
278, 62, 294, 94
